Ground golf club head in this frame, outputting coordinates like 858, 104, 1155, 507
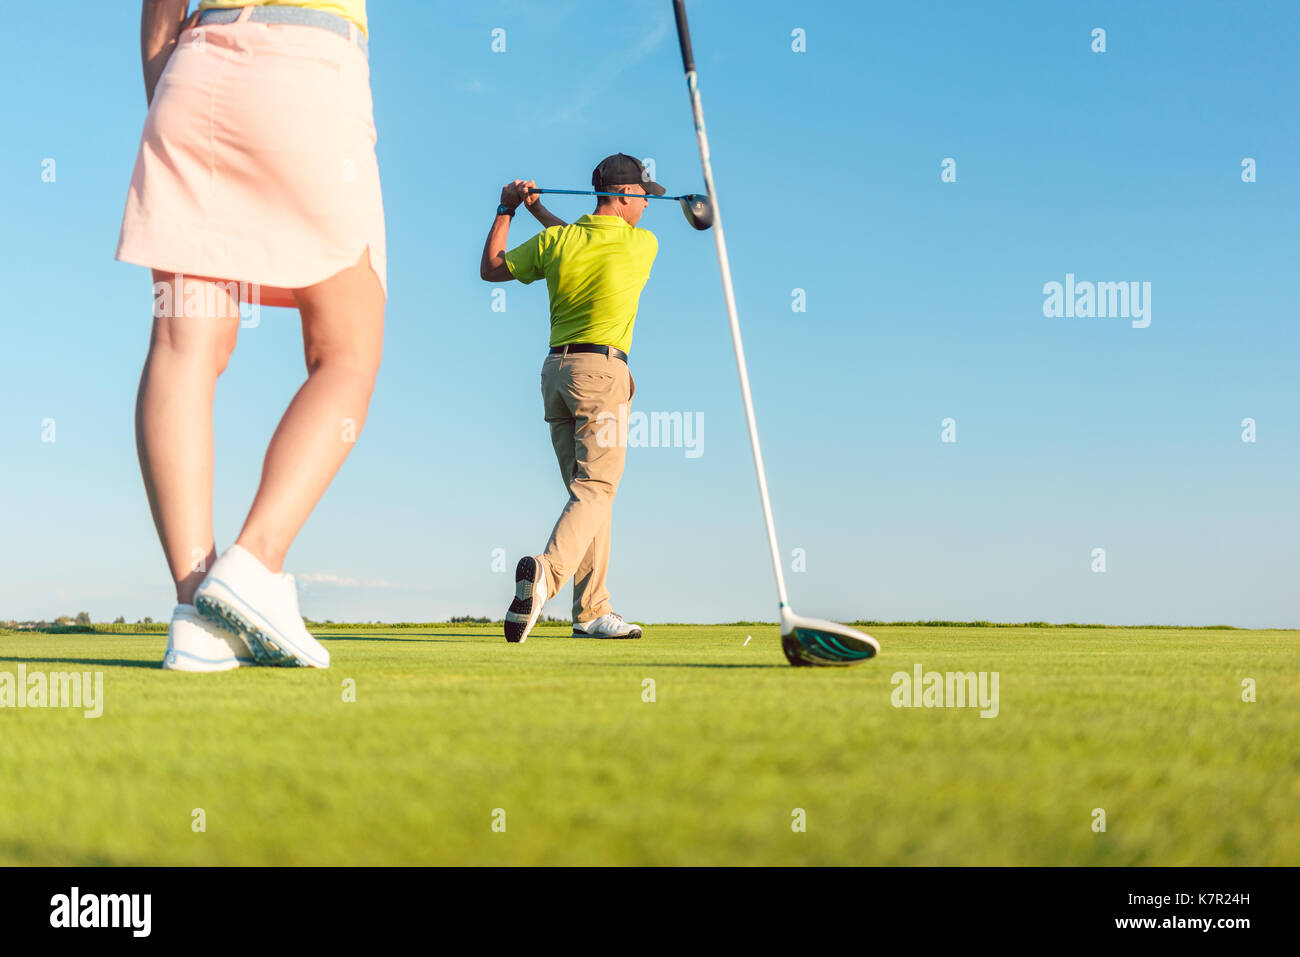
779, 608, 879, 667
679, 193, 713, 230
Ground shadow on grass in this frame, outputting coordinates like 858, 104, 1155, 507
0, 840, 129, 867
0, 655, 158, 670
571, 662, 788, 669
313, 633, 496, 642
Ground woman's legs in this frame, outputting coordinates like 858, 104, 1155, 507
235, 250, 385, 572
135, 272, 241, 605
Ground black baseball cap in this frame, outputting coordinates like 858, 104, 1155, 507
592, 153, 666, 195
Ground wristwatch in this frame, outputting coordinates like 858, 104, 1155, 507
497, 203, 516, 218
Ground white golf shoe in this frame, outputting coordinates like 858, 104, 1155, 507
504, 556, 548, 643
193, 544, 331, 668
163, 603, 256, 672
573, 613, 642, 640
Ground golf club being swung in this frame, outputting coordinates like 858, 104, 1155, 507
670, 0, 879, 666
526, 188, 713, 230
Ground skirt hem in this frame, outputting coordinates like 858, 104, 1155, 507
116, 231, 387, 310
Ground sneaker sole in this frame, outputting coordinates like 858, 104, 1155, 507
571, 627, 643, 640
162, 647, 255, 672
195, 577, 329, 668
504, 557, 545, 643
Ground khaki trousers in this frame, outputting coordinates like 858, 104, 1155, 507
538, 351, 635, 623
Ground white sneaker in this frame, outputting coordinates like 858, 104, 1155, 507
193, 544, 331, 668
504, 556, 548, 643
163, 603, 256, 672
573, 612, 642, 640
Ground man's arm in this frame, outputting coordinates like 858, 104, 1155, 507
140, 0, 193, 106
480, 180, 526, 282
522, 181, 567, 229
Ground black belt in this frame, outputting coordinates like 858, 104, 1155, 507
548, 343, 628, 363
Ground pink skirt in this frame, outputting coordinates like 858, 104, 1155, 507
116, 11, 386, 308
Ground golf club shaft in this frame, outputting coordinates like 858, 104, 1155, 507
672, 0, 790, 609
528, 188, 681, 202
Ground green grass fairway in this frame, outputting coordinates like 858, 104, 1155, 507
1, 624, 1296, 865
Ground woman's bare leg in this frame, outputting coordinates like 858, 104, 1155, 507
235, 251, 385, 572
136, 272, 241, 604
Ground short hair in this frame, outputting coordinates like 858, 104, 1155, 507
597, 184, 646, 202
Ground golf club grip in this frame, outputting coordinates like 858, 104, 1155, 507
672, 0, 695, 74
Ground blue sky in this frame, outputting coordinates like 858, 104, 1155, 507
2, 1, 1296, 627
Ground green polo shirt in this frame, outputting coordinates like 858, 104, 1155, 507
504, 214, 658, 355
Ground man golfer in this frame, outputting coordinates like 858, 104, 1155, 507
479, 153, 662, 642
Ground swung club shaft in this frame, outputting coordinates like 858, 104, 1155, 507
671, 0, 789, 610
526, 188, 713, 230
529, 188, 688, 201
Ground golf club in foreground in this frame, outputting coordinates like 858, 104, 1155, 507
671, 0, 879, 667
526, 187, 713, 230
